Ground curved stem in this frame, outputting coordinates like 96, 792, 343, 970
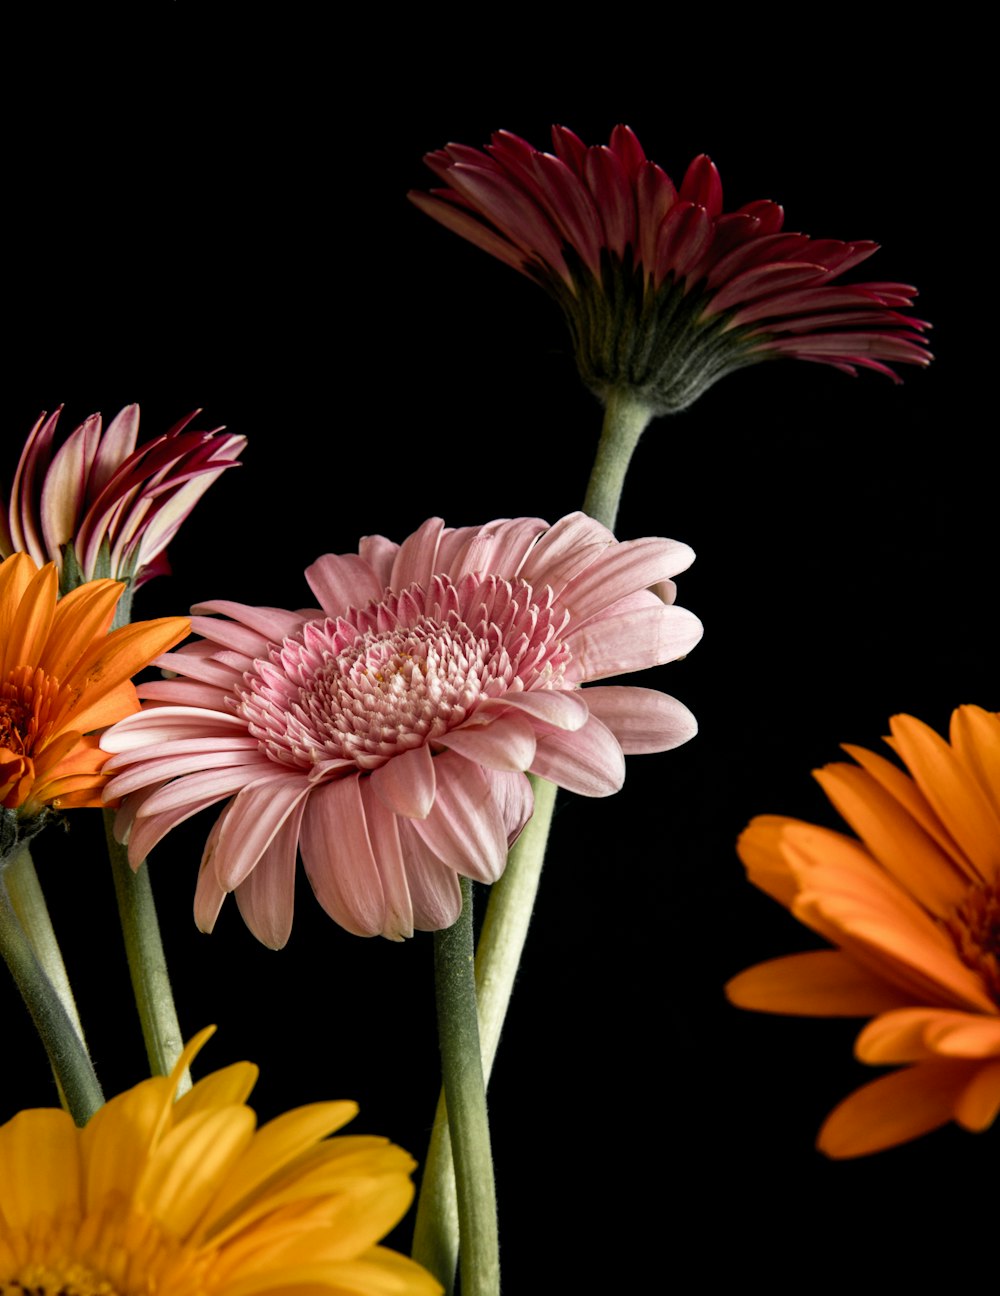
582, 387, 654, 530
104, 809, 189, 1090
0, 868, 104, 1124
431, 877, 499, 1296
5, 846, 88, 1047
413, 777, 557, 1287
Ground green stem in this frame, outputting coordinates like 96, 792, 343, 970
414, 389, 645, 1279
432, 877, 499, 1296
104, 809, 189, 1089
582, 386, 654, 530
5, 846, 88, 1048
0, 866, 104, 1124
413, 778, 556, 1286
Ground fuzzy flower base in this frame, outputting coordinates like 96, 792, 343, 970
103, 512, 702, 945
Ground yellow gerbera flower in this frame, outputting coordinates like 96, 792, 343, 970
0, 552, 188, 817
727, 705, 1000, 1157
0, 1027, 442, 1295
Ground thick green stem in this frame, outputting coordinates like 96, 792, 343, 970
413, 778, 557, 1284
582, 387, 654, 530
5, 846, 88, 1048
414, 390, 645, 1279
431, 878, 499, 1296
104, 809, 189, 1089
0, 867, 104, 1124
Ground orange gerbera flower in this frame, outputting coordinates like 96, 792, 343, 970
727, 705, 1000, 1157
0, 552, 188, 819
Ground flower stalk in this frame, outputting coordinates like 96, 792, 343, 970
430, 878, 499, 1296
413, 776, 557, 1287
582, 387, 655, 531
0, 857, 103, 1124
4, 845, 88, 1048
104, 809, 189, 1088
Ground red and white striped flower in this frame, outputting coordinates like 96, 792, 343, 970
1, 405, 245, 608
411, 124, 931, 412
101, 513, 702, 946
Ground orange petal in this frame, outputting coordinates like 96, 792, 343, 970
817, 1060, 981, 1157
0, 553, 40, 660
950, 707, 1000, 844
857, 1008, 1000, 1063
954, 1060, 1000, 1130
815, 761, 969, 914
43, 578, 124, 681
843, 740, 976, 879
725, 950, 909, 1016
892, 714, 1000, 884
59, 616, 190, 724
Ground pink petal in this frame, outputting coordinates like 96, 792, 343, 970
232, 796, 307, 950
191, 600, 305, 643
487, 769, 534, 843
194, 805, 233, 933
445, 516, 548, 582
439, 710, 537, 771
397, 820, 464, 930
360, 782, 415, 940
210, 775, 311, 891
529, 713, 625, 797
305, 552, 385, 618
299, 775, 386, 937
411, 752, 508, 883
370, 743, 436, 819
564, 604, 704, 682
517, 511, 613, 596
137, 681, 233, 710
101, 706, 248, 751
357, 533, 399, 588
483, 690, 590, 733
581, 686, 698, 752
88, 404, 140, 497
102, 743, 266, 799
389, 516, 445, 591
556, 536, 695, 627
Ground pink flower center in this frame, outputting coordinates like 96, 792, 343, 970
235, 574, 571, 773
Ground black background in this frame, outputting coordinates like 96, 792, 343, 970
3, 13, 995, 1292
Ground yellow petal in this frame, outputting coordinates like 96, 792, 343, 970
0, 1108, 81, 1227
137, 1106, 256, 1236
198, 1101, 357, 1241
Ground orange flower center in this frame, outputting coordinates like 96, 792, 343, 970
1, 667, 63, 758
943, 879, 1000, 1005
0, 695, 30, 755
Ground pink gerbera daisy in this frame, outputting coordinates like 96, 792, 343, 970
101, 512, 702, 947
410, 124, 931, 412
